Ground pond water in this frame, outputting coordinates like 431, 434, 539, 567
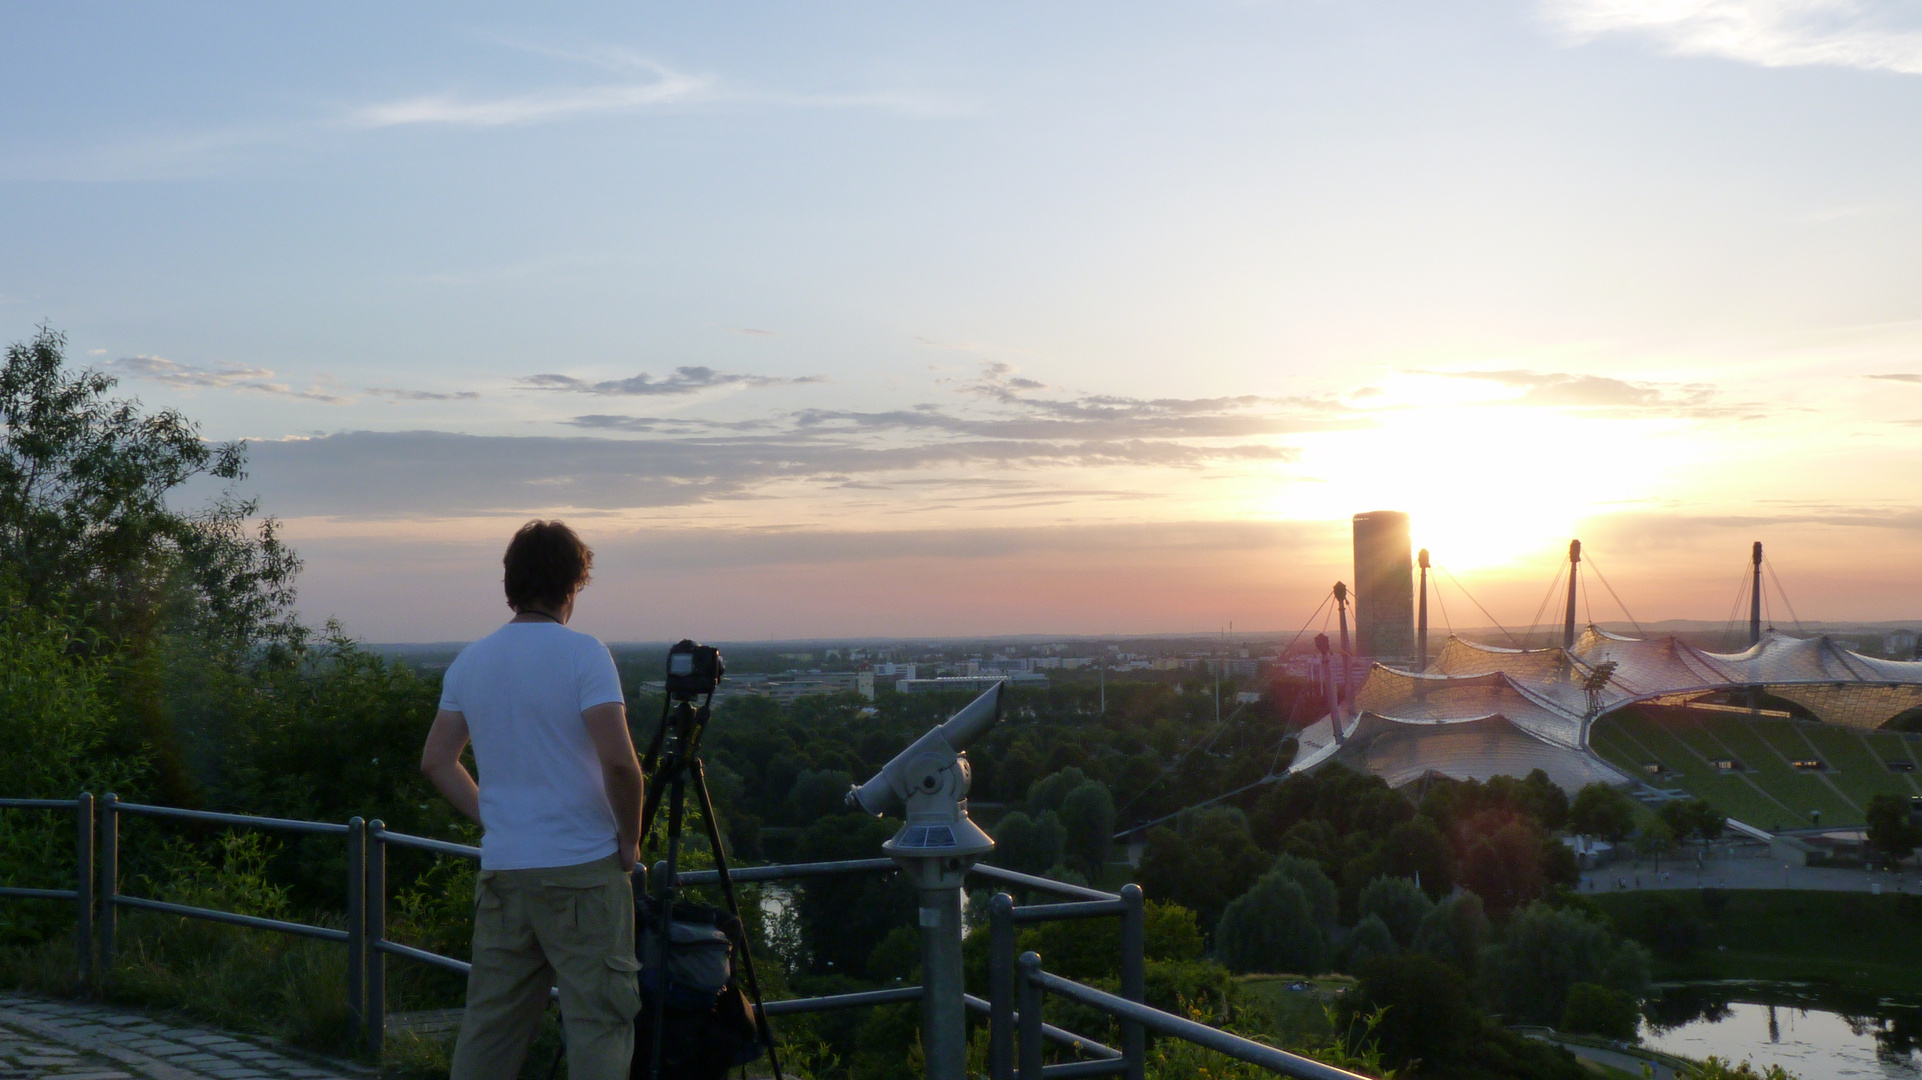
1641, 986, 1922, 1078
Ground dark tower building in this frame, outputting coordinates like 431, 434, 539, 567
1353, 511, 1414, 661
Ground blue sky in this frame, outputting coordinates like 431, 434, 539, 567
6, 2, 1922, 641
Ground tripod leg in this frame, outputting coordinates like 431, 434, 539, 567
689, 760, 784, 1080
648, 776, 686, 1080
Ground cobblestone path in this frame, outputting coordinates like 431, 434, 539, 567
0, 994, 372, 1080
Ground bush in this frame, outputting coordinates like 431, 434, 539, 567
1560, 982, 1639, 1039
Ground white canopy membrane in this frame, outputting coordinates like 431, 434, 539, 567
1290, 628, 1922, 792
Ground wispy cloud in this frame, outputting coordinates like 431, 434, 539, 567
521, 366, 823, 396
1543, 0, 1922, 75
108, 355, 352, 404
1869, 373, 1922, 383
1413, 369, 1753, 417
347, 63, 713, 129
366, 386, 481, 402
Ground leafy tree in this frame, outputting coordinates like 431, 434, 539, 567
1337, 913, 1398, 971
1560, 982, 1639, 1040
1214, 872, 1325, 975
1636, 819, 1676, 867
1357, 876, 1432, 948
1866, 793, 1921, 867
991, 810, 1066, 877
1268, 853, 1340, 930
0, 327, 296, 644
786, 768, 856, 824
795, 814, 917, 976
1136, 807, 1269, 932
1025, 767, 1091, 813
1055, 780, 1116, 878
1412, 890, 1490, 975
1460, 819, 1553, 918
1, 327, 300, 803
1660, 797, 1725, 842
1569, 783, 1638, 842
1479, 901, 1651, 1025
1374, 816, 1456, 898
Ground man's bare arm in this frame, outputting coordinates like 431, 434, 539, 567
583, 702, 644, 872
421, 710, 481, 824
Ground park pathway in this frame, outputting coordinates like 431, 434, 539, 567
0, 994, 371, 1080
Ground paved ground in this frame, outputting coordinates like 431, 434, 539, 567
0, 994, 371, 1080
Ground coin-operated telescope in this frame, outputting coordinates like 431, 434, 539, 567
847, 681, 1003, 1080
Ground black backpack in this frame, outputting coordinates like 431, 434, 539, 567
629, 898, 765, 1080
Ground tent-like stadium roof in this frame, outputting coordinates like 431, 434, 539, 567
1290, 628, 1922, 791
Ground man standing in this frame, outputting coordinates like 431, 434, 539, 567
421, 520, 645, 1080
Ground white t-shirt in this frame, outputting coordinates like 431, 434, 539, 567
439, 622, 627, 870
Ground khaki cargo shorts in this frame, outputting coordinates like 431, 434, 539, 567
450, 854, 639, 1080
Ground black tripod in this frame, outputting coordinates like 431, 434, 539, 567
639, 690, 783, 1080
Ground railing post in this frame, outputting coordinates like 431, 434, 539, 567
346, 817, 365, 1046
1017, 951, 1043, 1080
75, 793, 94, 984
1119, 883, 1145, 1080
989, 893, 1016, 1080
97, 793, 117, 973
365, 820, 386, 1057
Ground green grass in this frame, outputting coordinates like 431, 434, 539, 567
1595, 714, 1792, 829
1588, 712, 1918, 828
1590, 889, 1922, 1000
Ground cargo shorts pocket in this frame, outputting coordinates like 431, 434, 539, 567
543, 879, 615, 936
603, 954, 641, 1020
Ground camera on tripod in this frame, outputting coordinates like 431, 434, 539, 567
664, 639, 724, 699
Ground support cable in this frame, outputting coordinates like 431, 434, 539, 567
1581, 563, 1595, 631
1433, 574, 1455, 637
1116, 701, 1249, 816
1583, 554, 1646, 638
1717, 565, 1750, 652
1764, 558, 1807, 635
1437, 564, 1524, 649
1525, 562, 1567, 647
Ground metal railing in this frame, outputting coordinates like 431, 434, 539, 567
0, 796, 94, 982
1015, 952, 1370, 1080
1, 795, 1375, 1079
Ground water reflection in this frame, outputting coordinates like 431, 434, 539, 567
1641, 986, 1922, 1078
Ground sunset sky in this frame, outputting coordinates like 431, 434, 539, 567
6, 2, 1922, 642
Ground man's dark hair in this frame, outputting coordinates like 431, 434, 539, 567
503, 520, 594, 612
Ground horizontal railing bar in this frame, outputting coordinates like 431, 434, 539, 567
0, 799, 79, 809
1042, 1060, 1131, 1080
377, 939, 474, 975
963, 994, 1122, 1059
113, 802, 348, 835
372, 829, 481, 859
0, 887, 77, 901
113, 895, 349, 943
968, 865, 1119, 902
1028, 971, 1370, 1080
760, 985, 923, 1015
674, 857, 897, 886
1011, 900, 1126, 923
